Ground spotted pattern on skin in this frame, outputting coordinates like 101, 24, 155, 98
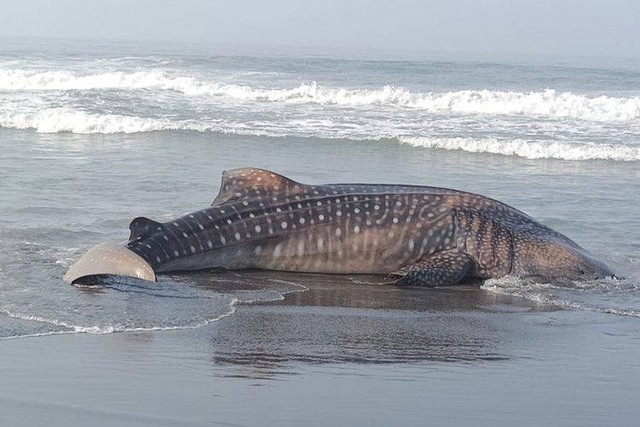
124, 168, 613, 284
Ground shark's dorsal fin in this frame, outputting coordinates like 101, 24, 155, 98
128, 216, 163, 243
212, 168, 304, 206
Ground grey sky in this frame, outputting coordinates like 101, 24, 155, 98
1, 0, 638, 58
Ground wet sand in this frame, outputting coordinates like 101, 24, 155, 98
1, 276, 638, 427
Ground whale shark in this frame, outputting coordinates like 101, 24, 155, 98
64, 167, 614, 286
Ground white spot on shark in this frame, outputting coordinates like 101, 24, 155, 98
274, 244, 283, 257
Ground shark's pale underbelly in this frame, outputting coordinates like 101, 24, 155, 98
155, 226, 439, 274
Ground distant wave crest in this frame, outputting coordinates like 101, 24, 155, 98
2, 69, 640, 121
0, 109, 198, 134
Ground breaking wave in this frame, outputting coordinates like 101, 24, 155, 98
3, 69, 640, 122
1, 109, 639, 161
399, 136, 640, 161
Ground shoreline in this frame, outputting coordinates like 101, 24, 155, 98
2, 277, 638, 426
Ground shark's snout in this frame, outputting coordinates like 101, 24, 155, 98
64, 242, 156, 284
519, 240, 614, 282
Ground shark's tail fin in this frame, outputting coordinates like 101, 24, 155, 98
63, 242, 156, 284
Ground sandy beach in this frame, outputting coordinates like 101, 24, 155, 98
2, 275, 638, 427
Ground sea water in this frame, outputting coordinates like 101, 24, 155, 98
0, 38, 638, 338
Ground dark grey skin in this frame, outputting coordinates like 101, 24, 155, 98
109, 168, 613, 287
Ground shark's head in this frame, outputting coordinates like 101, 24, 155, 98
516, 237, 614, 281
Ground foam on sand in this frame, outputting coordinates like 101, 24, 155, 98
481, 276, 640, 318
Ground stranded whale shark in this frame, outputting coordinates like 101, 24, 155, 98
64, 168, 614, 286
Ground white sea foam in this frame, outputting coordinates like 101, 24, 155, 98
0, 300, 237, 338
481, 277, 640, 318
0, 108, 247, 134
399, 136, 640, 161
3, 69, 640, 122
2, 109, 639, 161
0, 69, 199, 92
263, 84, 640, 122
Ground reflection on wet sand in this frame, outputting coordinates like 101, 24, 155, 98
186, 271, 546, 379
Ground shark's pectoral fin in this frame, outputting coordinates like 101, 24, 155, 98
389, 250, 473, 287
